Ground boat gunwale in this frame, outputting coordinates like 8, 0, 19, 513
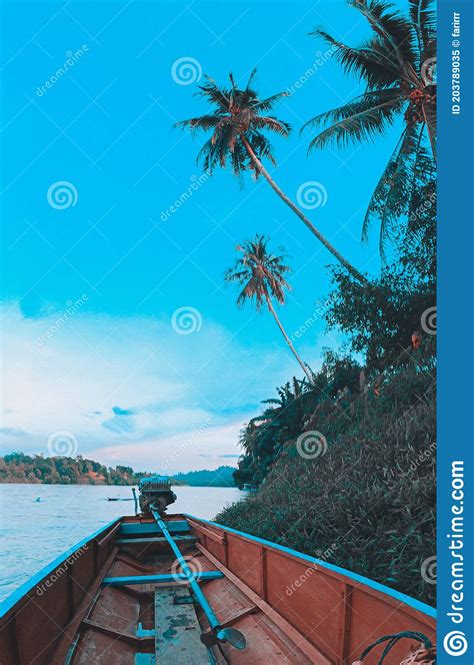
0, 511, 436, 626
184, 513, 437, 621
0, 517, 120, 620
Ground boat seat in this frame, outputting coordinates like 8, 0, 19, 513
154, 585, 211, 664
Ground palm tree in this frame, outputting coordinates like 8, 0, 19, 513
302, 0, 436, 257
225, 235, 314, 383
176, 70, 368, 285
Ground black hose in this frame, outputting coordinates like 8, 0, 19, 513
358, 631, 433, 664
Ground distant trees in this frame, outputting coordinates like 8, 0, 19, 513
0, 453, 237, 487
0, 453, 133, 485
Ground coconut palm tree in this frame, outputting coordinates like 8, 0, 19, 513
176, 70, 368, 285
225, 235, 314, 383
302, 0, 436, 257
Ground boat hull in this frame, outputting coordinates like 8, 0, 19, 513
0, 514, 435, 664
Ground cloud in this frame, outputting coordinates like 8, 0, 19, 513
0, 302, 300, 470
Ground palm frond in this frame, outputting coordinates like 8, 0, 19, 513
175, 115, 222, 133
349, 0, 417, 74
251, 92, 290, 112
305, 93, 405, 151
252, 116, 291, 135
312, 29, 403, 88
409, 0, 436, 59
362, 122, 434, 258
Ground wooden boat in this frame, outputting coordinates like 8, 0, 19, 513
0, 512, 435, 664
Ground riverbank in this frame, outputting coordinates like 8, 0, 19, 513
0, 455, 236, 487
216, 357, 436, 606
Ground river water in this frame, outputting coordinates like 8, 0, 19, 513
0, 484, 242, 602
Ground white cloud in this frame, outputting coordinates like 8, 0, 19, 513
0, 302, 300, 469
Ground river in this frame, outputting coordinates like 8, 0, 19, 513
0, 484, 242, 602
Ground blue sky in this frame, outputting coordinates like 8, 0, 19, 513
1, 0, 407, 471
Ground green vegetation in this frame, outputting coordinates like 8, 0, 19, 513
303, 0, 436, 257
172, 466, 236, 488
0, 453, 236, 487
217, 345, 435, 605
170, 0, 438, 606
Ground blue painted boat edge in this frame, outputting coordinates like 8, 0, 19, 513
0, 517, 120, 619
184, 513, 436, 620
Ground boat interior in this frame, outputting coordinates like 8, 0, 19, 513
0, 513, 436, 665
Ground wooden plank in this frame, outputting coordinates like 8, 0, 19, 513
51, 546, 118, 665
81, 618, 153, 645
197, 544, 331, 665
154, 586, 209, 664
187, 520, 225, 545
95, 522, 121, 547
120, 521, 190, 536
103, 571, 223, 586
117, 535, 197, 545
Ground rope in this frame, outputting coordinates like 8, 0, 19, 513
358, 631, 433, 664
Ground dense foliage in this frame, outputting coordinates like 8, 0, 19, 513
217, 348, 436, 605
218, 158, 436, 604
0, 453, 236, 487
303, 0, 436, 257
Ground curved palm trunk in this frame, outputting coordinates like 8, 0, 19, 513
240, 135, 369, 286
422, 103, 437, 162
263, 290, 314, 384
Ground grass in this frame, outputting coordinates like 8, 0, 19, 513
216, 358, 436, 606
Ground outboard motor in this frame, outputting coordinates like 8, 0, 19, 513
138, 476, 177, 515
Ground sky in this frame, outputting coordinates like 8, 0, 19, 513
1, 0, 407, 472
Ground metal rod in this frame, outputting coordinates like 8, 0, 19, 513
132, 487, 138, 515
151, 509, 220, 630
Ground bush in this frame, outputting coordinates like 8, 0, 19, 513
216, 357, 436, 606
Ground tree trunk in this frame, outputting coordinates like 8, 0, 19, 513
241, 135, 369, 286
422, 103, 437, 162
263, 290, 314, 384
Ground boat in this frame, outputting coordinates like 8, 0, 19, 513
0, 479, 435, 664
